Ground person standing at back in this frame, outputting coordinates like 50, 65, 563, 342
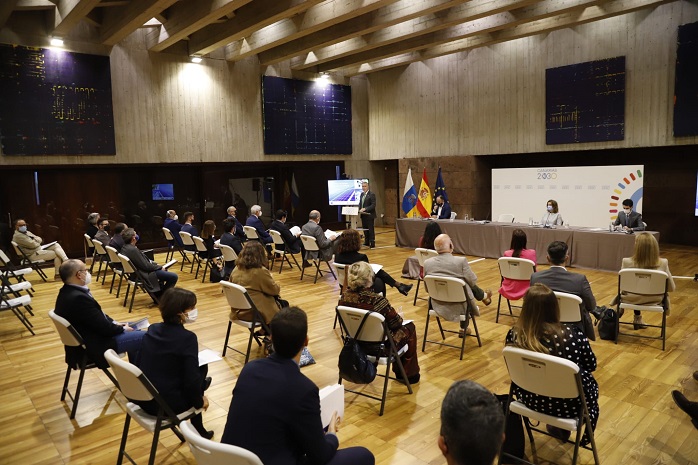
358, 181, 376, 248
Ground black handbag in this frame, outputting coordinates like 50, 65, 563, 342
337, 313, 377, 384
596, 306, 617, 340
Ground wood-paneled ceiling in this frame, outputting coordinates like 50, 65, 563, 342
0, 0, 675, 76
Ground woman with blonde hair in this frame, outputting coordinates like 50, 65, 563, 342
611, 232, 675, 329
506, 283, 599, 443
339, 261, 421, 384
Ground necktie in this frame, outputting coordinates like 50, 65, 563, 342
361, 193, 365, 208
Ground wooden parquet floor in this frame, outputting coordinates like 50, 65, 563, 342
1, 227, 696, 465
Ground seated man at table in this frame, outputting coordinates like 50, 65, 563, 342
530, 240, 596, 340
431, 195, 452, 220
613, 199, 645, 232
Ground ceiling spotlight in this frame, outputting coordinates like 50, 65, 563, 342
319, 73, 329, 80
50, 38, 64, 47
190, 56, 203, 64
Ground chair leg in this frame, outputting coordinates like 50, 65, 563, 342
148, 419, 163, 465
496, 293, 502, 323
128, 286, 136, 313
244, 329, 256, 364
60, 366, 72, 401
325, 260, 337, 280
200, 260, 210, 283
379, 359, 391, 416
313, 261, 321, 284
413, 278, 421, 306
222, 321, 232, 356
116, 414, 131, 465
507, 298, 513, 316
661, 312, 666, 351
194, 257, 202, 279
109, 271, 117, 294
470, 314, 482, 347
422, 309, 431, 352
435, 317, 446, 339
289, 252, 300, 271
70, 365, 87, 419
123, 282, 130, 306
571, 421, 584, 465
115, 274, 124, 298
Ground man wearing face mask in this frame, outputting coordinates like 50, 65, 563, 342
93, 219, 111, 247
54, 259, 144, 367
120, 228, 178, 302
246, 205, 273, 244
163, 210, 184, 246
613, 199, 645, 232
13, 218, 69, 278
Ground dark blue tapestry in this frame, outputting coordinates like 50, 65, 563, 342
0, 44, 115, 156
262, 76, 352, 155
674, 21, 698, 137
546, 56, 625, 144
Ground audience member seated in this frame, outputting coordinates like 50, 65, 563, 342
181, 211, 199, 252
439, 380, 505, 465
108, 222, 128, 252
613, 198, 645, 232
338, 261, 420, 384
610, 232, 675, 329
335, 229, 412, 296
120, 228, 178, 301
220, 218, 242, 279
93, 218, 111, 247
500, 229, 537, 299
199, 220, 222, 259
221, 307, 375, 465
54, 259, 144, 366
13, 218, 69, 278
431, 195, 452, 220
230, 242, 287, 326
226, 205, 247, 241
269, 209, 305, 259
246, 204, 273, 244
505, 283, 599, 444
163, 210, 183, 246
86, 212, 100, 239
301, 210, 337, 262
530, 241, 596, 340
541, 199, 563, 227
136, 288, 213, 439
401, 221, 442, 279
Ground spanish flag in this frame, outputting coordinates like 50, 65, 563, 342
416, 168, 432, 218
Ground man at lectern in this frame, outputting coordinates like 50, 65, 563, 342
359, 180, 376, 248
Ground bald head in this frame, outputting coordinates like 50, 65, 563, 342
434, 234, 453, 254
59, 259, 87, 285
309, 210, 321, 222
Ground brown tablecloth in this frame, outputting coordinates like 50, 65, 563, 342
395, 219, 659, 272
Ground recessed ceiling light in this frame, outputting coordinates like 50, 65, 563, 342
50, 38, 64, 47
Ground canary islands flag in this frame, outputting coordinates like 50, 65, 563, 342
416, 168, 432, 218
402, 168, 418, 217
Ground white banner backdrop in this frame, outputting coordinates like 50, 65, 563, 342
492, 165, 644, 228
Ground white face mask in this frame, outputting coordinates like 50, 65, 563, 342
184, 308, 198, 323
623, 209, 631, 214
173, 215, 178, 221
547, 205, 553, 212
83, 271, 92, 286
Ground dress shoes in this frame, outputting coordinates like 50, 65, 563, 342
546, 425, 571, 442
633, 315, 647, 330
395, 373, 420, 385
303, 261, 313, 268
482, 289, 493, 306
672, 390, 698, 421
693, 371, 698, 382
458, 327, 473, 338
203, 376, 212, 391
397, 283, 413, 296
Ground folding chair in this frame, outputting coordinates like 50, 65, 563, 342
84, 234, 99, 273
0, 272, 34, 305
615, 268, 669, 350
48, 310, 120, 419
412, 248, 438, 305
336, 306, 413, 416
218, 244, 238, 278
243, 226, 260, 243
0, 282, 34, 335
162, 227, 188, 264
556, 292, 583, 324
269, 229, 300, 273
92, 240, 110, 283
180, 420, 264, 465
0, 248, 34, 285
11, 240, 48, 282
118, 254, 153, 313
178, 231, 201, 273
299, 235, 336, 284
422, 275, 481, 360
500, 346, 600, 465
220, 281, 271, 364
496, 257, 536, 322
104, 349, 202, 465
498, 213, 516, 223
106, 246, 125, 297
192, 236, 213, 282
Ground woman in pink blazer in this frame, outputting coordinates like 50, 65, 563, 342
500, 229, 537, 299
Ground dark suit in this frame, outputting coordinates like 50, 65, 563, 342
269, 219, 302, 253
108, 233, 125, 252
54, 284, 124, 368
163, 218, 183, 246
613, 210, 645, 230
433, 202, 452, 219
220, 232, 242, 279
227, 215, 247, 241
121, 243, 177, 295
221, 354, 374, 465
246, 215, 273, 244
181, 223, 199, 251
359, 190, 376, 247
530, 266, 597, 340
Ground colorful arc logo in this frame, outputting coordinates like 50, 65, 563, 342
609, 169, 643, 221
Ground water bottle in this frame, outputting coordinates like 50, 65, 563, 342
609, 223, 613, 232
528, 217, 533, 226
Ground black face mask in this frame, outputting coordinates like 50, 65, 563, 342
103, 225, 110, 232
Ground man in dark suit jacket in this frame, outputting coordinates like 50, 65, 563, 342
108, 223, 128, 252
221, 307, 375, 465
359, 181, 376, 248
613, 199, 645, 231
431, 195, 452, 220
220, 218, 243, 278
301, 210, 337, 261
181, 211, 199, 252
269, 209, 303, 253
226, 205, 247, 241
246, 204, 273, 244
54, 259, 144, 367
163, 210, 183, 246
530, 241, 597, 340
120, 228, 178, 300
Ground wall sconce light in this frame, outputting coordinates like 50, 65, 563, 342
50, 37, 64, 47
190, 56, 203, 64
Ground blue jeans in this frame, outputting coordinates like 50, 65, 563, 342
155, 269, 178, 291
114, 329, 146, 364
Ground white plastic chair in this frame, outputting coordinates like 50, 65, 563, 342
91, 240, 110, 283
269, 229, 300, 273
218, 244, 238, 263
412, 248, 438, 305
243, 226, 259, 242
11, 240, 48, 282
422, 275, 481, 360
498, 213, 515, 223
162, 227, 188, 263
616, 268, 669, 350
497, 257, 536, 322
335, 306, 413, 416
299, 235, 336, 284
220, 281, 271, 364
180, 420, 263, 465
117, 253, 150, 313
192, 236, 213, 282
178, 231, 201, 273
0, 280, 34, 335
105, 246, 125, 296
500, 346, 600, 465
555, 291, 583, 324
84, 233, 96, 266
0, 248, 34, 284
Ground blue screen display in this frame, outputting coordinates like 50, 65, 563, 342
152, 184, 174, 201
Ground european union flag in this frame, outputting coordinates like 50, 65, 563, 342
435, 167, 448, 203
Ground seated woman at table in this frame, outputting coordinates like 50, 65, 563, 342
500, 229, 537, 299
610, 232, 675, 329
505, 283, 599, 444
401, 222, 442, 279
339, 261, 421, 384
541, 199, 564, 227
137, 288, 213, 439
336, 229, 412, 296
199, 220, 222, 259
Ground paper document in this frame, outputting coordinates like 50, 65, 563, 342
324, 229, 342, 239
162, 259, 177, 270
289, 226, 301, 236
40, 241, 57, 250
128, 317, 150, 331
370, 263, 383, 273
319, 384, 345, 428
198, 349, 223, 367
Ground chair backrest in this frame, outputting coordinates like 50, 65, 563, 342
180, 420, 264, 465
48, 309, 84, 348
192, 235, 208, 253
502, 346, 580, 399
105, 245, 120, 264
336, 306, 386, 343
220, 281, 256, 310
84, 234, 95, 248
300, 235, 319, 252
117, 254, 137, 274
498, 213, 515, 223
218, 244, 238, 262
179, 231, 196, 246
93, 240, 108, 256
243, 226, 259, 240
0, 249, 11, 266
498, 257, 536, 281
450, 212, 457, 220
554, 291, 582, 323
11, 241, 27, 259
334, 263, 347, 288
104, 349, 156, 401
268, 229, 285, 247
618, 268, 668, 295
162, 227, 174, 242
423, 275, 467, 303
415, 248, 438, 267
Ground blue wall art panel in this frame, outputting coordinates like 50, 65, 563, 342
674, 21, 698, 137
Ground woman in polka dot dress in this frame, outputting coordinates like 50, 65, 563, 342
505, 283, 599, 444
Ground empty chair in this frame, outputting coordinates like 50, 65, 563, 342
496, 257, 536, 322
180, 420, 263, 465
412, 248, 438, 305
422, 275, 481, 360
498, 213, 515, 223
220, 281, 271, 364
0, 248, 34, 285
11, 240, 48, 282
91, 240, 110, 283
178, 231, 201, 273
269, 229, 300, 273
555, 291, 583, 324
84, 233, 96, 265
299, 235, 336, 284
48, 310, 119, 419
0, 281, 34, 335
